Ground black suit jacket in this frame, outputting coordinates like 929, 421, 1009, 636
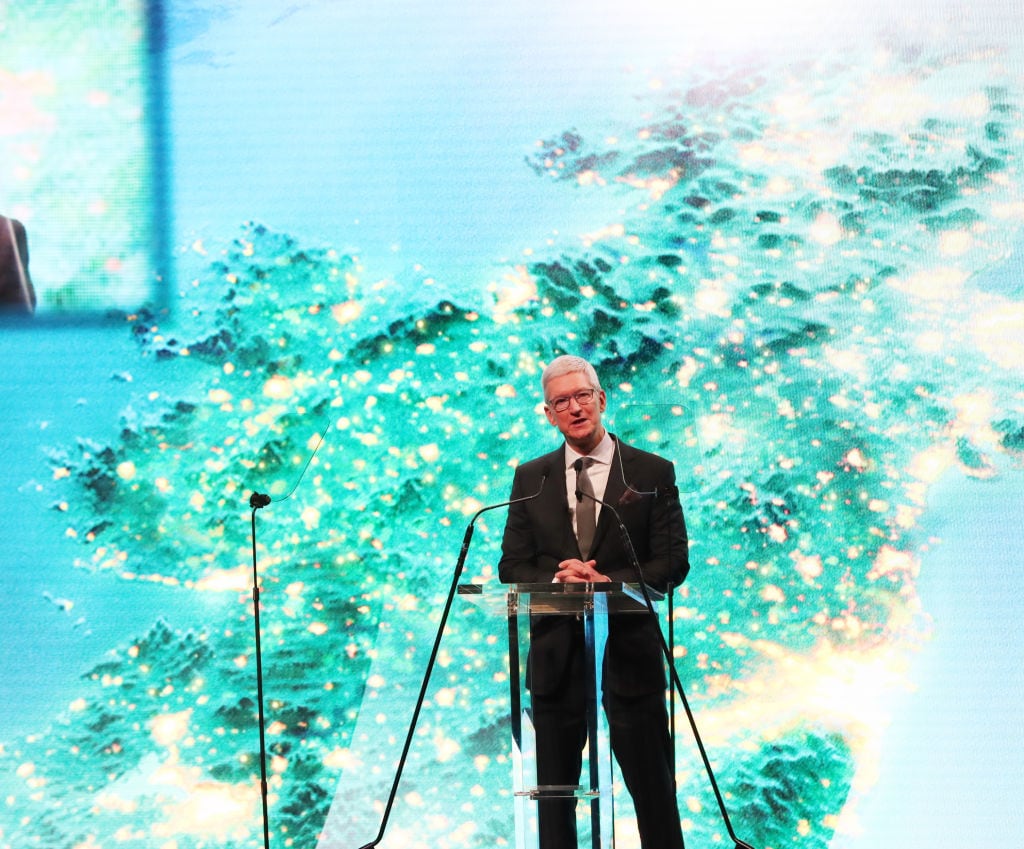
498, 436, 689, 697
0, 215, 36, 313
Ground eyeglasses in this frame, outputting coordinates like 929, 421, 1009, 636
547, 388, 597, 412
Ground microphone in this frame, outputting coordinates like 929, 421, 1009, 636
355, 467, 549, 849
249, 492, 272, 509
575, 451, 677, 508
245, 417, 330, 849
460, 464, 550, 556
610, 434, 659, 503
571, 470, 643, 582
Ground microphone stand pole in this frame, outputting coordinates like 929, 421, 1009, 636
668, 584, 676, 773
579, 489, 755, 849
355, 476, 548, 849
248, 491, 273, 849
242, 420, 328, 849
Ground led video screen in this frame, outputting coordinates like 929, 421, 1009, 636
0, 0, 166, 315
1, 2, 1022, 849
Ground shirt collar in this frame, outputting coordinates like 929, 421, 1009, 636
564, 431, 615, 469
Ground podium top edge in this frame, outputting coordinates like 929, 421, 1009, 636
457, 581, 664, 602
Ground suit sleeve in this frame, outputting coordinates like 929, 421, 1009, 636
647, 459, 690, 589
498, 465, 548, 584
498, 457, 568, 583
0, 217, 36, 312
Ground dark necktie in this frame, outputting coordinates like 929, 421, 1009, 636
574, 458, 596, 559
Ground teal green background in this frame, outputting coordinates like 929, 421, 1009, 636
1, 3, 1023, 848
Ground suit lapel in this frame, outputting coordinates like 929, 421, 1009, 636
591, 436, 628, 551
545, 447, 576, 553
604, 436, 630, 506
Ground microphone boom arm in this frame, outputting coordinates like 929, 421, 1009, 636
576, 487, 755, 849
356, 474, 548, 849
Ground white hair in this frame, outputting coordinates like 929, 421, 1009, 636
541, 355, 602, 399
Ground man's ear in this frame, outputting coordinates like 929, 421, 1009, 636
544, 406, 557, 426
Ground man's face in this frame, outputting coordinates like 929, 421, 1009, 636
544, 371, 607, 454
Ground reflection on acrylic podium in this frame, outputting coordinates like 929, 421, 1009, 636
459, 582, 661, 849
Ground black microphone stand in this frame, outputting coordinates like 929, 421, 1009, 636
244, 420, 328, 849
576, 485, 755, 849
248, 491, 273, 849
613, 438, 681, 775
355, 474, 548, 849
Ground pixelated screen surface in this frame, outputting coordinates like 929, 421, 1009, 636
0, 0, 166, 314
1, 2, 1022, 848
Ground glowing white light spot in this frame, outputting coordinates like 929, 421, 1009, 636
262, 375, 293, 399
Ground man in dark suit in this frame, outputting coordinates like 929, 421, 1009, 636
0, 214, 36, 314
499, 354, 689, 849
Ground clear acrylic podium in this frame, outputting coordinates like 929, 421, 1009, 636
458, 582, 660, 849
